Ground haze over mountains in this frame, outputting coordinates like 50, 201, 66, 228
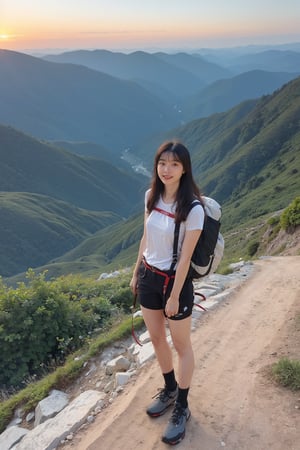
0, 44, 299, 279
224, 49, 300, 73
1, 47, 299, 151
0, 49, 179, 151
42, 48, 300, 113
43, 50, 231, 102
182, 70, 298, 120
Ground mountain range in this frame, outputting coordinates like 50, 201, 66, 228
225, 49, 300, 73
0, 48, 298, 156
0, 49, 179, 151
0, 46, 299, 280
2, 75, 299, 280
43, 50, 232, 102
0, 124, 147, 276
0, 125, 145, 214
42, 49, 300, 118
182, 70, 299, 120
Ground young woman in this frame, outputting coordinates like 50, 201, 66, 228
130, 141, 204, 445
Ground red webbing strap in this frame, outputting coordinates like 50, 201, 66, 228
132, 291, 207, 348
131, 294, 143, 347
153, 207, 175, 218
142, 258, 175, 296
194, 292, 207, 311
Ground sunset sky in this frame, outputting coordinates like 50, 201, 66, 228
1, 0, 300, 53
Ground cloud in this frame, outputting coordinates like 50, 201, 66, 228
78, 30, 166, 35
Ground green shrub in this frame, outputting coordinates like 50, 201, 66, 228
218, 265, 234, 275
267, 216, 280, 226
272, 358, 300, 390
0, 314, 144, 433
247, 240, 259, 257
0, 271, 130, 388
280, 197, 300, 230
110, 286, 133, 313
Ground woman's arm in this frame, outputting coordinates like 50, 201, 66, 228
165, 228, 201, 317
130, 211, 148, 295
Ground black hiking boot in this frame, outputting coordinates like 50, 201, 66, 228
162, 401, 191, 445
146, 386, 178, 417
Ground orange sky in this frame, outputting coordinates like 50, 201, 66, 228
1, 1, 300, 52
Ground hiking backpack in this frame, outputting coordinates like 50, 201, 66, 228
173, 196, 224, 279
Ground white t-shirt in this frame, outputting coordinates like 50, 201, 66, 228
143, 190, 204, 271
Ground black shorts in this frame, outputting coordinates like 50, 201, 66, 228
137, 262, 194, 320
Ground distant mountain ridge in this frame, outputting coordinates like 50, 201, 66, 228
182, 70, 299, 120
41, 49, 299, 123
1, 47, 299, 281
0, 49, 179, 150
43, 49, 231, 101
1, 48, 298, 152
154, 51, 232, 82
197, 46, 300, 70
227, 49, 300, 73
5, 76, 300, 281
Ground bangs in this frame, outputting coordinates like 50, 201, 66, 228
159, 150, 181, 162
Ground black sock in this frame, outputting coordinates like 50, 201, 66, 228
163, 370, 177, 392
176, 387, 189, 408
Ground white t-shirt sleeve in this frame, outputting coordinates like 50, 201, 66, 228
185, 204, 204, 231
144, 189, 151, 212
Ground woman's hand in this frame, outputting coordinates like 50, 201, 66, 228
165, 295, 179, 318
130, 273, 138, 295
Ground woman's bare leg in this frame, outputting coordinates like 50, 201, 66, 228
141, 306, 174, 374
168, 315, 194, 388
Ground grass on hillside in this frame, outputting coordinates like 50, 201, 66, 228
0, 313, 144, 434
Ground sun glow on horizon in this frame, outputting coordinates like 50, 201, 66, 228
1, 0, 300, 51
0, 33, 24, 48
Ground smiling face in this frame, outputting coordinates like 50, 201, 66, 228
157, 151, 185, 189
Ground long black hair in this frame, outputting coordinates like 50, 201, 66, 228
147, 141, 202, 223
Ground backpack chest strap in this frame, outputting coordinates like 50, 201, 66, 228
153, 207, 175, 218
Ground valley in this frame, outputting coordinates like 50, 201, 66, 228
0, 44, 299, 281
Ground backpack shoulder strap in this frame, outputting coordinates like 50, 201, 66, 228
189, 199, 205, 214
170, 222, 180, 272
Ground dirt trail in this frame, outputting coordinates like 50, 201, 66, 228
65, 256, 300, 450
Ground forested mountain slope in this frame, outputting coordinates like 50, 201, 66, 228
0, 125, 145, 215
0, 192, 121, 277
0, 125, 146, 277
